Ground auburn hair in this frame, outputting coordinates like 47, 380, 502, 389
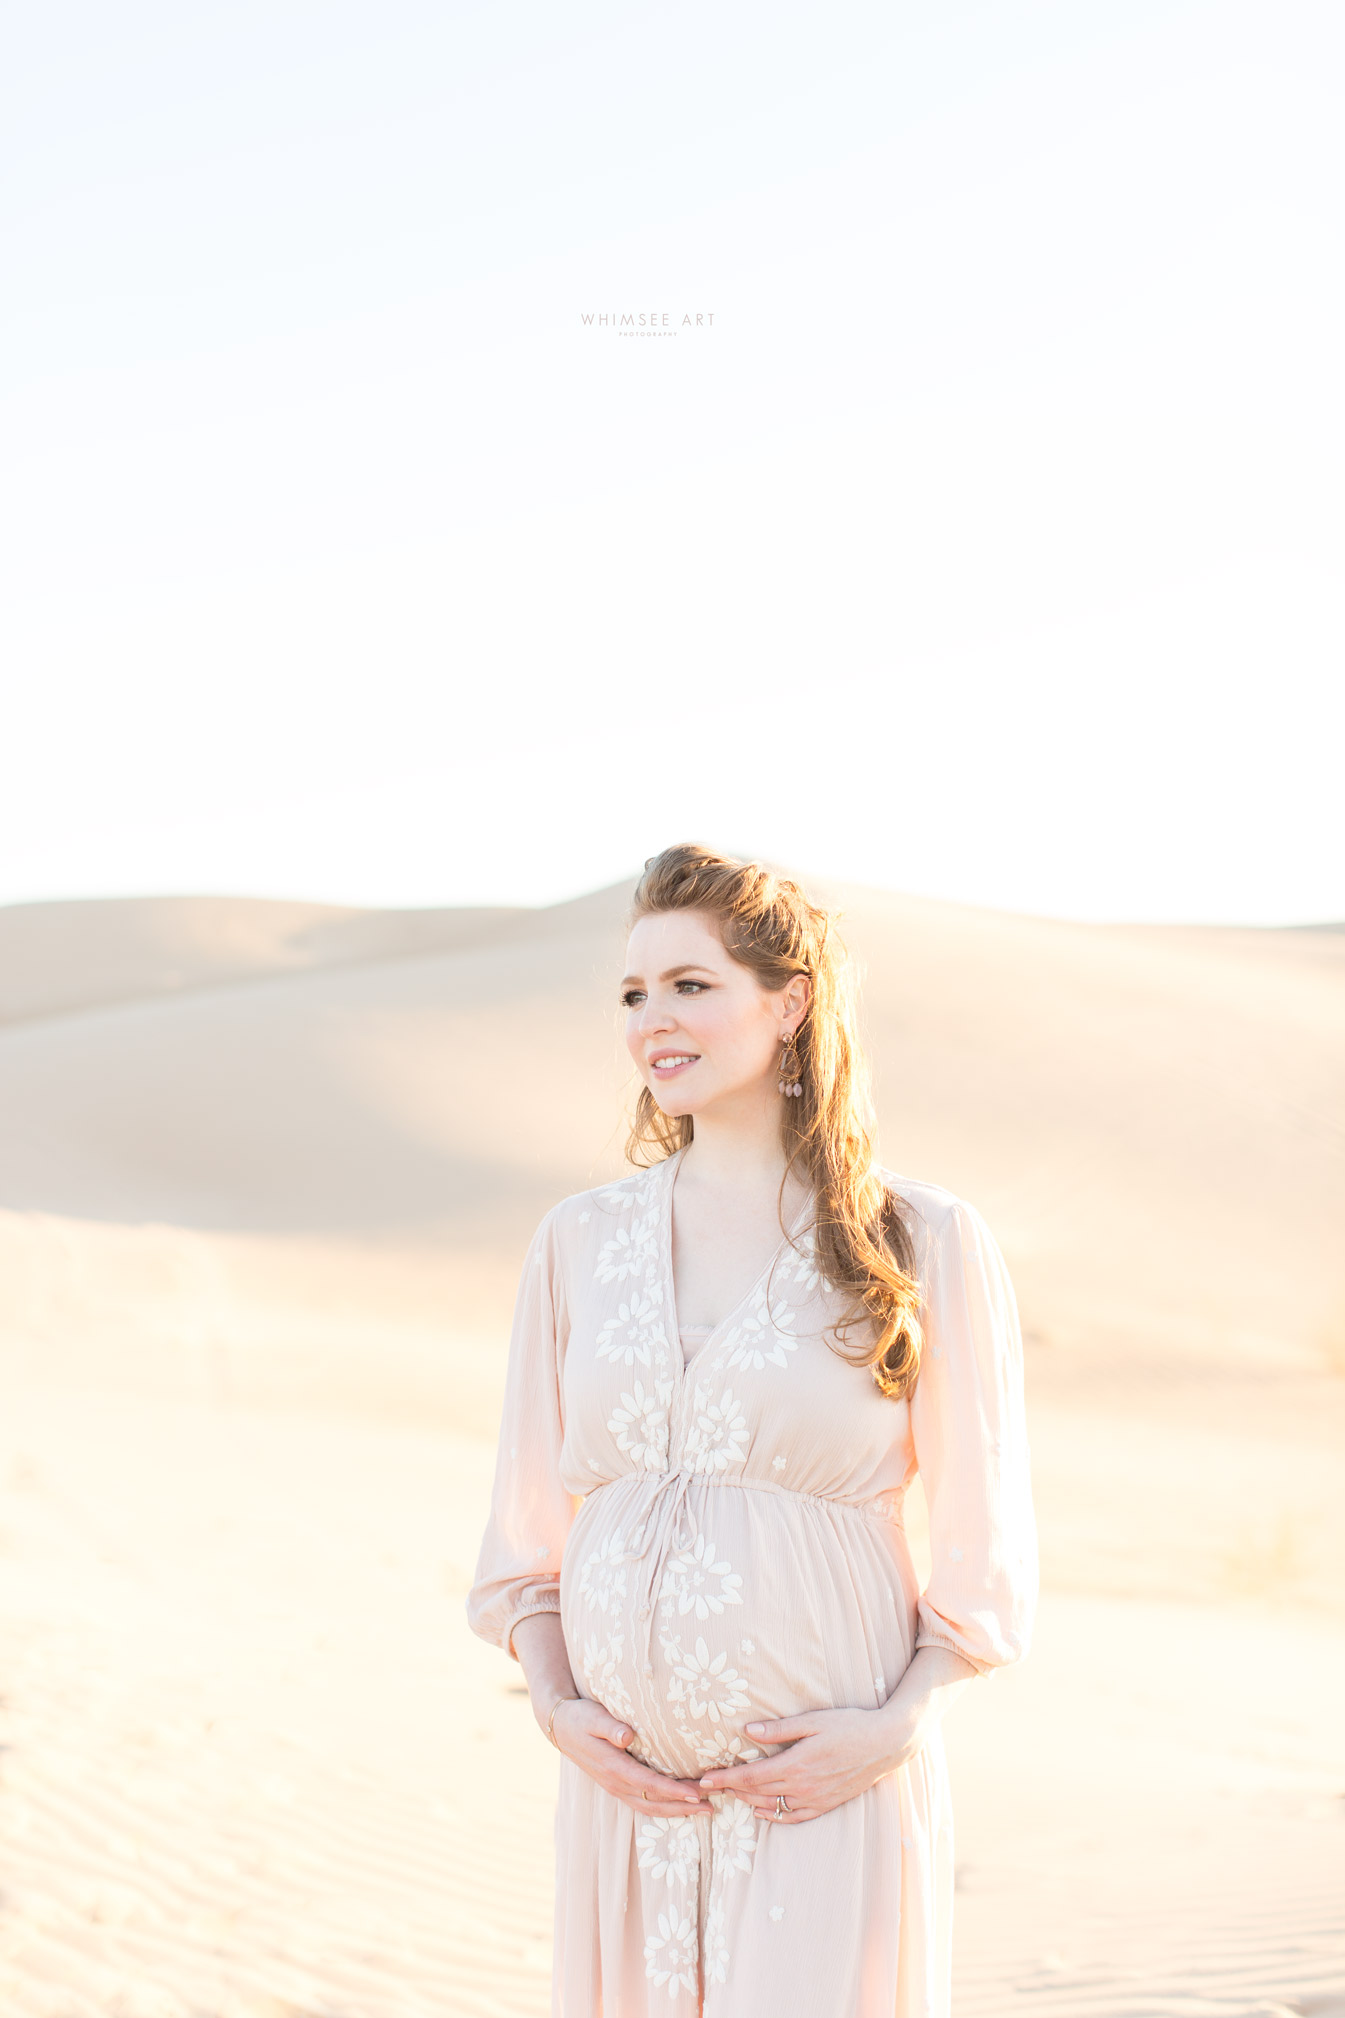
626, 843, 923, 1398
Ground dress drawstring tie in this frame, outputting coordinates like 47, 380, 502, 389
624, 1466, 700, 1737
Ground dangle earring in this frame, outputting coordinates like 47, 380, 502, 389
777, 1029, 803, 1098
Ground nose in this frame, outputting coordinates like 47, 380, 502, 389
637, 994, 676, 1039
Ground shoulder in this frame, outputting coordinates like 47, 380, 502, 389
880, 1169, 962, 1216
878, 1171, 1000, 1272
879, 1169, 963, 1236
531, 1162, 667, 1249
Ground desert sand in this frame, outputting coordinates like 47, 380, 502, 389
1, 877, 1342, 2017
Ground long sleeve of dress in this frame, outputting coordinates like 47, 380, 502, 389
909, 1197, 1038, 1675
466, 1208, 577, 1658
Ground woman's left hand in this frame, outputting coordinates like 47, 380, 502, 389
698, 1648, 977, 1823
698, 1705, 914, 1824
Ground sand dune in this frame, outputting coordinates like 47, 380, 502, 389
0, 893, 532, 1028
2, 879, 1341, 1340
1, 876, 1342, 2016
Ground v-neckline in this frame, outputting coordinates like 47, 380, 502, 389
661, 1147, 812, 1381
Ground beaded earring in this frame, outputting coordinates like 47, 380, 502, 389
778, 1029, 803, 1098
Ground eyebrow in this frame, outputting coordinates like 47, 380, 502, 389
619, 963, 718, 987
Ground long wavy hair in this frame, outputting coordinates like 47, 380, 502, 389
626, 844, 923, 1398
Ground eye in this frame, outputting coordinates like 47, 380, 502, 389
620, 988, 646, 1008
675, 980, 707, 995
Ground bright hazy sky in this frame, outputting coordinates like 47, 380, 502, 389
3, 2, 1341, 923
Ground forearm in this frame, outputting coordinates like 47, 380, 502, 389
874, 1643, 977, 1762
511, 1610, 580, 1737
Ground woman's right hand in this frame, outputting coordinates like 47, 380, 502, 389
550, 1698, 713, 1816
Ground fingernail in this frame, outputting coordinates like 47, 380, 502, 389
745, 1723, 764, 1735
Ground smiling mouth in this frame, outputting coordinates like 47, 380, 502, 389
650, 1054, 699, 1075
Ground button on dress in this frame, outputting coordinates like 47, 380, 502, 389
468, 1152, 1037, 2017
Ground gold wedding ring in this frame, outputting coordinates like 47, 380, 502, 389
775, 1795, 790, 1819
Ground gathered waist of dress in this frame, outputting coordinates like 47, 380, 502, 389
577, 1467, 908, 1528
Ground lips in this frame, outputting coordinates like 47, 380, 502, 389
649, 1051, 700, 1077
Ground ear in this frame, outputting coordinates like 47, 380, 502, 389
782, 974, 811, 1024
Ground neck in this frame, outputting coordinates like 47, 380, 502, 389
678, 1083, 791, 1193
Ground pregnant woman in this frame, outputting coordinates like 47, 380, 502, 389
468, 844, 1037, 2017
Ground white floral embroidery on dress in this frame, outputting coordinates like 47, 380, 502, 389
659, 1532, 743, 1620
637, 1816, 700, 1887
577, 1531, 630, 1614
721, 1285, 799, 1372
644, 1911, 698, 1997
596, 1167, 656, 1214
669, 1638, 752, 1725
687, 1727, 734, 1771
788, 1231, 826, 1293
703, 1893, 730, 1987
594, 1210, 660, 1284
685, 1386, 749, 1474
712, 1796, 758, 1876
596, 1288, 667, 1369
700, 1795, 759, 1990
582, 1634, 635, 1722
607, 1381, 671, 1469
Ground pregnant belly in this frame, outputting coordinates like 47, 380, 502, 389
560, 1472, 917, 1778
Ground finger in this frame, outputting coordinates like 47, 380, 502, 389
633, 1775, 713, 1808
626, 1795, 715, 1816
566, 1725, 699, 1795
556, 1699, 631, 1748
744, 1716, 815, 1744
591, 1713, 634, 1748
699, 1763, 779, 1794
623, 1762, 705, 1793
621, 1763, 712, 1807
752, 1803, 815, 1824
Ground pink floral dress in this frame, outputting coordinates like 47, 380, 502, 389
468, 1151, 1037, 2017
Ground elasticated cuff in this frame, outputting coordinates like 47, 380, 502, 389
914, 1631, 994, 1677
502, 1590, 563, 1660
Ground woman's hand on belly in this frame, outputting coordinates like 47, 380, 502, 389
697, 1706, 899, 1824
553, 1699, 715, 1818
513, 1610, 713, 1818
697, 1647, 978, 1824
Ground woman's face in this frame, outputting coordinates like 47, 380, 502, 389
621, 909, 807, 1120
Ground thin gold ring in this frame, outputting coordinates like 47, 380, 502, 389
774, 1795, 790, 1819
641, 1789, 650, 1800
